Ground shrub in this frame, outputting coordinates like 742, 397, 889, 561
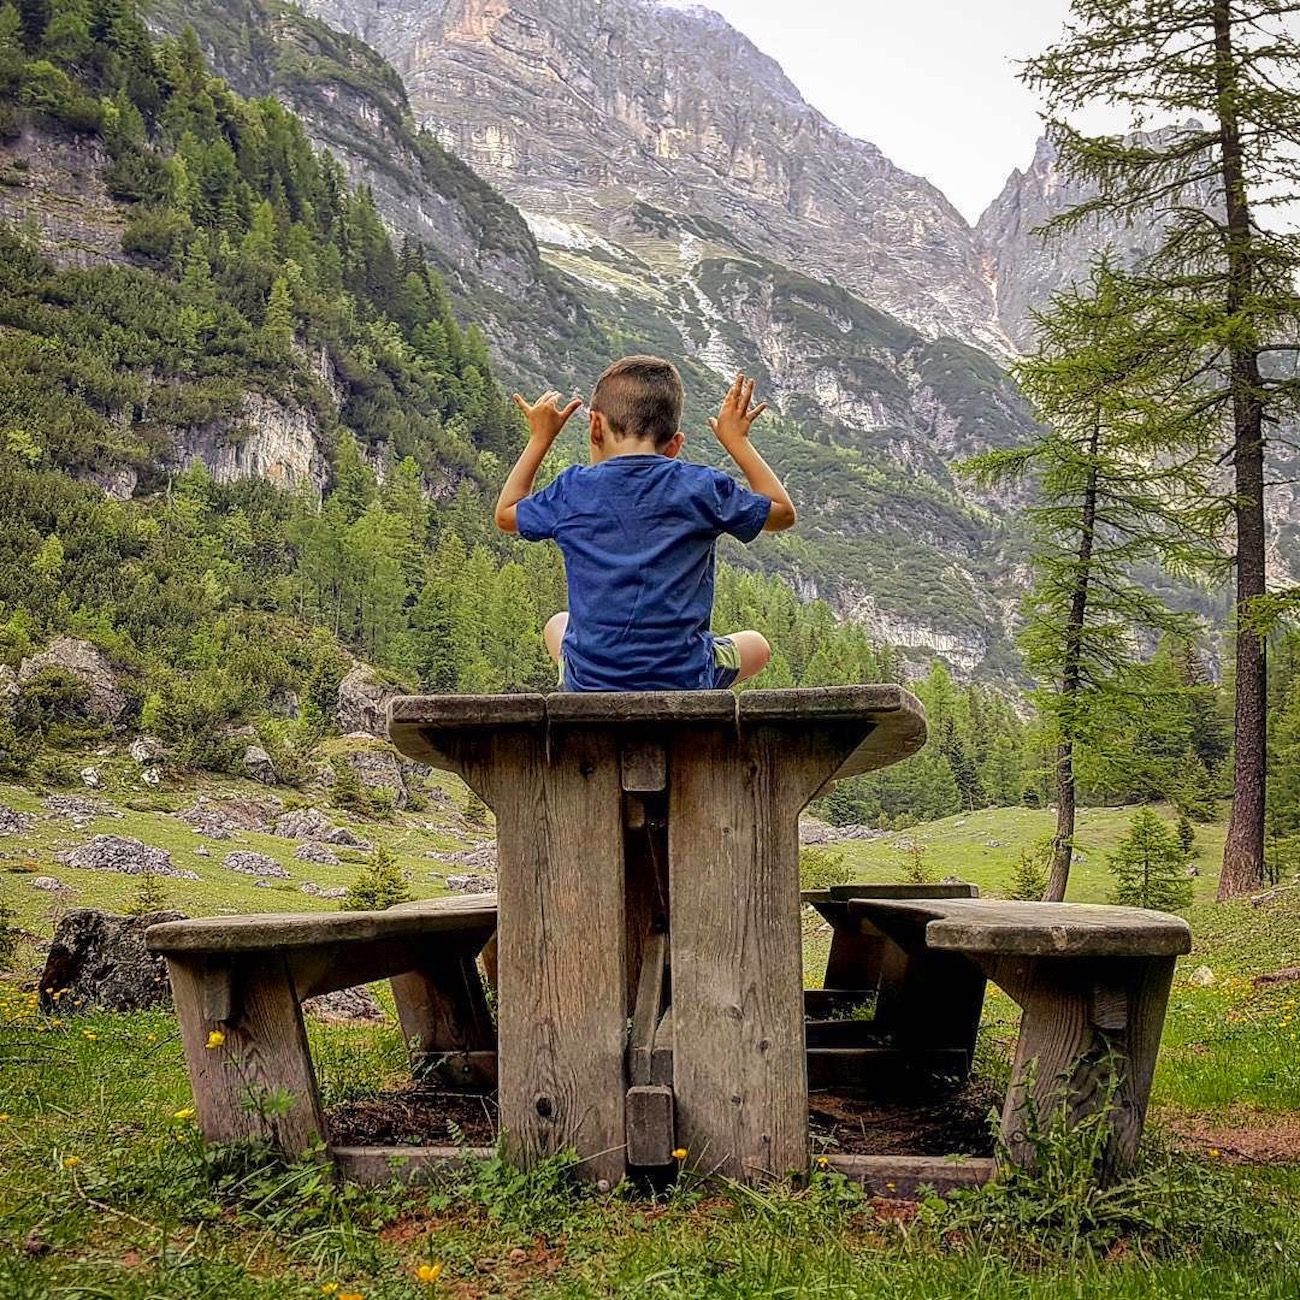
343, 843, 410, 911
798, 846, 845, 892
1107, 808, 1193, 912
898, 839, 933, 884
1010, 838, 1051, 901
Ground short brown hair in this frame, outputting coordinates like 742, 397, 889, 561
590, 355, 683, 449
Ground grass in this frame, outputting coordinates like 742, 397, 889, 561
5, 785, 1300, 1295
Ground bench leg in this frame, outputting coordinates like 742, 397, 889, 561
167, 955, 324, 1157
391, 945, 496, 1088
992, 955, 1176, 1181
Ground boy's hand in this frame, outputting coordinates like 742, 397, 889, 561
709, 372, 768, 446
513, 389, 583, 445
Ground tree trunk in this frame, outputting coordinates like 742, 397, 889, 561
1045, 413, 1101, 903
1213, 2, 1269, 899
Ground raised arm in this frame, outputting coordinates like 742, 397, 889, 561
709, 373, 796, 531
494, 390, 583, 533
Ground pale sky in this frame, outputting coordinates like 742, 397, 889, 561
667, 0, 1078, 224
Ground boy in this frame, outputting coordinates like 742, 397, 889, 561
494, 356, 796, 692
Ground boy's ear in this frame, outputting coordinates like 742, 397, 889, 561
589, 409, 605, 444
662, 430, 686, 459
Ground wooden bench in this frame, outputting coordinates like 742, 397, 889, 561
146, 896, 497, 1158
389, 685, 928, 1185
841, 896, 1192, 1179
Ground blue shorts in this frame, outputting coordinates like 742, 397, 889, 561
560, 635, 742, 691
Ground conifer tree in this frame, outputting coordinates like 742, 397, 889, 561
343, 843, 411, 912
1024, 0, 1300, 898
1107, 808, 1194, 911
966, 263, 1216, 901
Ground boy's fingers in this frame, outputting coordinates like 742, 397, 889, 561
742, 377, 755, 409
747, 402, 768, 423
708, 417, 719, 433
559, 397, 582, 420
512, 393, 529, 413
727, 372, 743, 408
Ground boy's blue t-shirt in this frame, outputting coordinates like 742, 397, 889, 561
516, 455, 771, 691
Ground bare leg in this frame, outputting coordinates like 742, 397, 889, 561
544, 612, 569, 665
724, 630, 771, 683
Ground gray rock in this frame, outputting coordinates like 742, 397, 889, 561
222, 850, 290, 879
339, 747, 409, 809
294, 840, 340, 865
325, 826, 372, 850
30, 875, 70, 892
45, 793, 112, 821
445, 873, 495, 895
128, 736, 164, 765
18, 637, 126, 723
0, 663, 17, 714
274, 807, 335, 841
39, 909, 185, 1013
429, 843, 498, 872
242, 744, 277, 786
56, 835, 199, 880
269, 688, 300, 718
179, 795, 280, 835
335, 664, 403, 737
302, 984, 385, 1023
0, 802, 32, 837
300, 881, 348, 899
194, 844, 210, 857
80, 766, 101, 788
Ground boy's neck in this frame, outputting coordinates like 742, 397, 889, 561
597, 437, 663, 461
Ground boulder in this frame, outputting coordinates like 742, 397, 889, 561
268, 688, 300, 719
445, 873, 495, 895
300, 881, 348, 899
80, 766, 101, 788
242, 744, 277, 785
44, 793, 117, 823
0, 663, 18, 714
274, 807, 335, 841
1187, 965, 1216, 988
295, 841, 340, 866
339, 747, 409, 809
335, 664, 402, 738
128, 736, 164, 765
428, 843, 498, 872
302, 984, 385, 1023
56, 835, 199, 880
39, 909, 184, 1013
179, 795, 280, 835
222, 850, 290, 879
17, 637, 126, 724
325, 826, 372, 850
0, 802, 32, 837
30, 875, 70, 893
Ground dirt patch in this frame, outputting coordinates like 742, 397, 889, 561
1166, 1112, 1300, 1164
811, 1078, 1000, 1157
328, 1079, 998, 1158
327, 1088, 497, 1148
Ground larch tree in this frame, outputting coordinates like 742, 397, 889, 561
1023, 0, 1300, 898
966, 262, 1218, 901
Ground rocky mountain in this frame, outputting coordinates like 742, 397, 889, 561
976, 126, 1221, 350
302, 0, 1008, 355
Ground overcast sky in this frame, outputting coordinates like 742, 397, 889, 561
666, 0, 1078, 224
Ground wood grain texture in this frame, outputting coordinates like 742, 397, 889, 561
668, 721, 868, 1183
391, 948, 496, 1085
331, 1145, 494, 1185
167, 954, 323, 1155
988, 954, 1177, 1181
823, 1153, 996, 1197
850, 898, 1192, 958
454, 723, 629, 1186
626, 1085, 675, 1167
629, 930, 668, 1087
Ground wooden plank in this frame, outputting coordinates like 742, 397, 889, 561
452, 722, 629, 1187
651, 1006, 674, 1087
147, 900, 498, 955
804, 1019, 884, 1049
420, 1050, 498, 1089
990, 954, 1177, 1181
623, 795, 670, 1011
621, 741, 667, 792
669, 720, 865, 1184
391, 947, 496, 1081
827, 883, 978, 900
331, 1145, 494, 1185
167, 954, 323, 1156
546, 691, 734, 724
626, 1085, 675, 1167
807, 1047, 971, 1089
852, 898, 1193, 959
822, 1153, 996, 1197
628, 931, 668, 1086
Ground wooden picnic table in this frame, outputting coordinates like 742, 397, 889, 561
389, 684, 927, 1185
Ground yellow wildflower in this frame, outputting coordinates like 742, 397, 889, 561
320, 1286, 339, 1296
816, 1156, 830, 1169
672, 1147, 688, 1160
339, 1292, 364, 1300
173, 1107, 196, 1121
63, 1156, 81, 1168
1209, 1147, 1222, 1158
416, 1262, 444, 1284
205, 1030, 225, 1050
0, 1113, 10, 1122
82, 1030, 98, 1041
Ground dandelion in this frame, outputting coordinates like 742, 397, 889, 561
0, 1113, 10, 1122
416, 1263, 444, 1284
672, 1147, 688, 1160
172, 1107, 196, 1121
63, 1156, 81, 1168
1209, 1147, 1222, 1159
816, 1155, 829, 1169
205, 1030, 225, 1050
320, 1286, 339, 1296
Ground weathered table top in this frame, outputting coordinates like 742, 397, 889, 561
389, 684, 927, 782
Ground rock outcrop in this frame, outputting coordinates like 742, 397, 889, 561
17, 637, 126, 724
39, 909, 185, 1013
222, 850, 291, 879
335, 664, 403, 737
275, 807, 337, 841
242, 744, 278, 785
339, 746, 409, 809
56, 835, 199, 880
